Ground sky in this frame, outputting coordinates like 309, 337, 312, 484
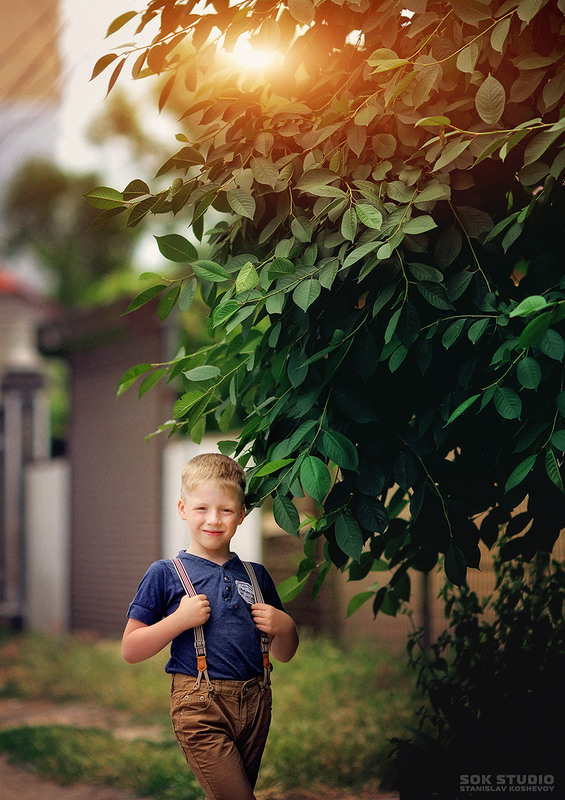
57, 0, 167, 180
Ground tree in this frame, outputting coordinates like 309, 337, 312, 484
89, 0, 565, 613
3, 159, 145, 306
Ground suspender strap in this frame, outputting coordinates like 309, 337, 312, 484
242, 561, 272, 686
171, 558, 213, 691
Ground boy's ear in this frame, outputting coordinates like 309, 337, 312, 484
177, 498, 186, 519
239, 505, 246, 525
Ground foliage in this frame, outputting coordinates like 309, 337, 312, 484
2, 159, 145, 306
0, 633, 416, 796
90, 0, 565, 609
393, 551, 565, 798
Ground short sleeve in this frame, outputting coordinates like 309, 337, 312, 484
127, 560, 170, 625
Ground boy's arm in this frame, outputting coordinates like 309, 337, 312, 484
251, 604, 299, 663
122, 593, 210, 663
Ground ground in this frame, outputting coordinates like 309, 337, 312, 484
0, 697, 400, 800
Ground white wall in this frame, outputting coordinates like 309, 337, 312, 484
162, 437, 262, 563
25, 459, 71, 634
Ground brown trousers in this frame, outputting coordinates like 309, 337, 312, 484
170, 672, 272, 800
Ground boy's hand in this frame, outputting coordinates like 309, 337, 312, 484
176, 593, 211, 630
251, 603, 293, 637
251, 603, 299, 663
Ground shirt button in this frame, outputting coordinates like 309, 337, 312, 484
224, 576, 230, 581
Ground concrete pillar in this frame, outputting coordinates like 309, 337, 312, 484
0, 369, 46, 626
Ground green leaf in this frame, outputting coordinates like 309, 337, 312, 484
273, 495, 301, 535
442, 318, 466, 349
138, 367, 167, 398
490, 16, 511, 52
343, 242, 380, 269
183, 365, 221, 381
505, 453, 538, 491
475, 74, 506, 125
347, 591, 375, 617
191, 260, 230, 282
227, 189, 256, 220
154, 234, 198, 262
117, 363, 154, 396
173, 391, 203, 418
291, 214, 313, 242
300, 456, 331, 503
415, 281, 454, 310
106, 10, 138, 38
434, 139, 471, 172
446, 394, 480, 425
468, 318, 489, 344
125, 284, 167, 314
179, 278, 197, 312
516, 357, 541, 390
494, 387, 522, 420
174, 146, 205, 166
288, 0, 315, 25
551, 430, 565, 452
444, 543, 467, 586
335, 513, 364, 562
545, 449, 564, 492
250, 157, 279, 187
255, 458, 294, 477
356, 204, 383, 229
277, 572, 311, 603
519, 311, 552, 347
517, 0, 545, 23
509, 295, 547, 317
85, 186, 124, 210
235, 262, 259, 293
540, 329, 565, 361
89, 53, 118, 81
296, 168, 340, 192
293, 279, 321, 312
341, 207, 357, 242
403, 215, 437, 234
212, 300, 241, 328
322, 430, 358, 470
368, 48, 409, 73
415, 115, 451, 127
157, 286, 181, 320
408, 262, 443, 283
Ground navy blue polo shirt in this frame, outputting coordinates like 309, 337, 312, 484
127, 551, 284, 681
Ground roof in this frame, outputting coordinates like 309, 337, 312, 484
0, 269, 48, 307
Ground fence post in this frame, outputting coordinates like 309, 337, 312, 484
0, 369, 46, 628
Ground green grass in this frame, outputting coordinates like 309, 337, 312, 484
0, 630, 418, 798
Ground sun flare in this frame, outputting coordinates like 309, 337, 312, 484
230, 38, 281, 73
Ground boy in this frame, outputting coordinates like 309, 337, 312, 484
122, 453, 299, 800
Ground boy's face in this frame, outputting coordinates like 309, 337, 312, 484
177, 481, 245, 564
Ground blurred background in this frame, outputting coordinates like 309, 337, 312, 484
0, 0, 508, 651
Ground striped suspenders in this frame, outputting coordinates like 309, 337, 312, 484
241, 560, 272, 686
170, 558, 272, 690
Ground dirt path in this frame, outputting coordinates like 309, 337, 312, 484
0, 697, 399, 800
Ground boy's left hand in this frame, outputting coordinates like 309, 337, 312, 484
251, 603, 294, 637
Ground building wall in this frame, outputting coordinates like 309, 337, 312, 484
67, 323, 168, 635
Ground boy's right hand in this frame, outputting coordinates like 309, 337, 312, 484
176, 593, 210, 630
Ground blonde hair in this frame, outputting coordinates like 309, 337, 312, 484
180, 453, 246, 506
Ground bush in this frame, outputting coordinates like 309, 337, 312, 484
394, 551, 565, 799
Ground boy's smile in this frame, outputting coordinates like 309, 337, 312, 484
178, 481, 245, 564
